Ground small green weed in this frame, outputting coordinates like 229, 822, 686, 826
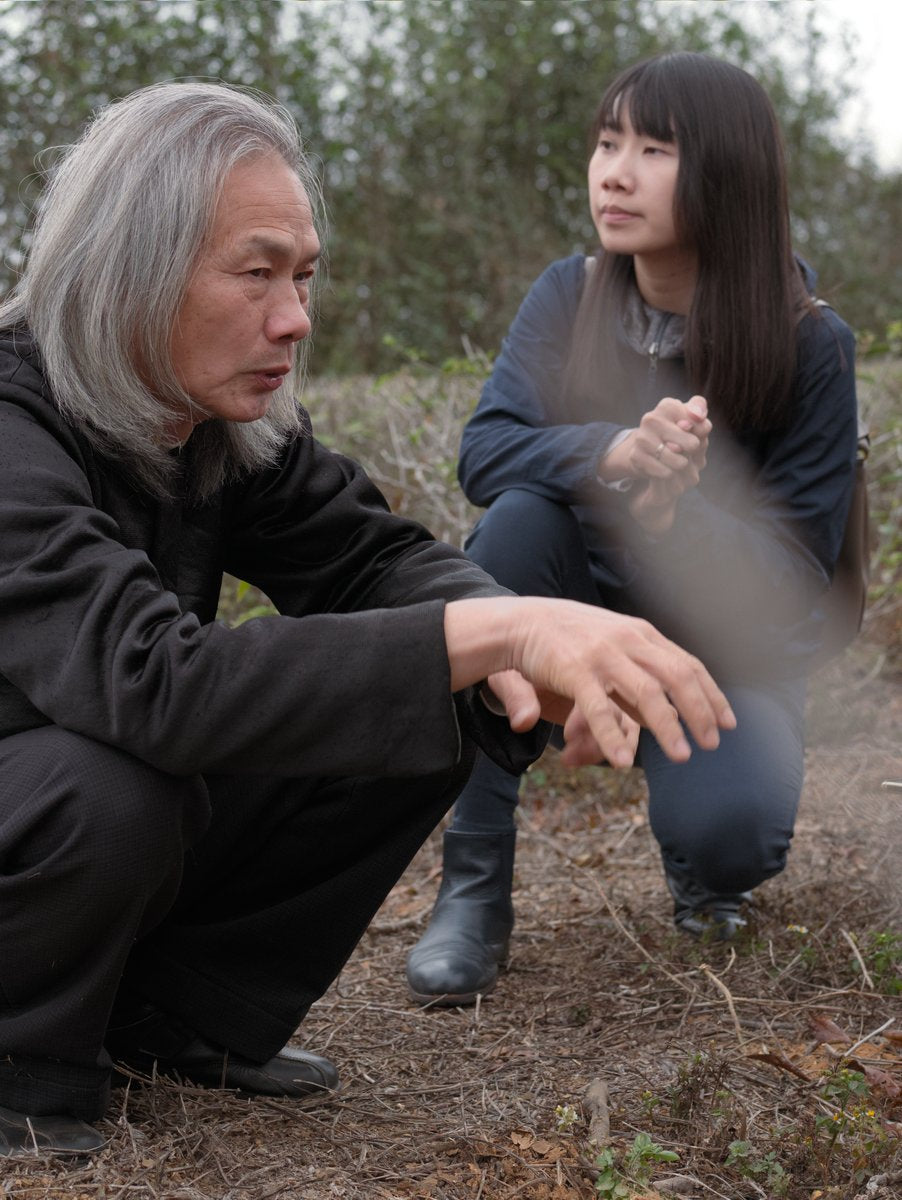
818, 1066, 870, 1113
667, 1052, 727, 1121
814, 1067, 898, 1185
217, 576, 277, 626
852, 930, 902, 993
859, 320, 902, 359
593, 1132, 679, 1198
725, 1139, 789, 1196
567, 1003, 591, 1027
639, 1089, 663, 1121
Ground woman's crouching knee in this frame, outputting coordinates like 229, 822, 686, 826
680, 812, 795, 894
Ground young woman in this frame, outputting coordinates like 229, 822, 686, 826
406, 51, 859, 1006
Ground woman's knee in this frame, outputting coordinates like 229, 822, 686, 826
465, 489, 593, 598
644, 683, 805, 892
649, 760, 802, 891
675, 803, 797, 893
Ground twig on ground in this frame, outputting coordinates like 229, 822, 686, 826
846, 1016, 896, 1057
698, 962, 747, 1048
841, 927, 876, 990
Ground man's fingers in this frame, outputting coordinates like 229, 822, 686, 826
560, 705, 641, 768
612, 679, 692, 762
508, 598, 735, 766
656, 652, 736, 747
576, 683, 687, 766
609, 638, 736, 754
559, 706, 605, 767
568, 683, 647, 767
485, 669, 541, 730
579, 634, 734, 764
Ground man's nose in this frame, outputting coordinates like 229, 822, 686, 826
267, 287, 312, 343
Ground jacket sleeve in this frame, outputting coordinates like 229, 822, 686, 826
223, 429, 515, 618
0, 383, 544, 778
630, 307, 859, 659
458, 256, 627, 508
223, 430, 553, 774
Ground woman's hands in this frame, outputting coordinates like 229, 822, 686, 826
599, 395, 710, 534
444, 595, 735, 769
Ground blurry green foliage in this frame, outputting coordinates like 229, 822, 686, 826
0, 0, 899, 373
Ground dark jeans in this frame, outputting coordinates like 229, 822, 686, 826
0, 726, 472, 1120
452, 489, 806, 894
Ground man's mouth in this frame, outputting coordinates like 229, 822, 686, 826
255, 366, 290, 390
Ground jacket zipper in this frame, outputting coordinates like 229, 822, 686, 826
648, 313, 671, 381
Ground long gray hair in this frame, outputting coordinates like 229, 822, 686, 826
0, 81, 324, 497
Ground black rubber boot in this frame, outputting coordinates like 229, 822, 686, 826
664, 867, 753, 940
406, 830, 516, 1006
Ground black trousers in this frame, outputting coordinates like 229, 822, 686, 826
0, 725, 472, 1120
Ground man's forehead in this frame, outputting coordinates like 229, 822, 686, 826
213, 156, 319, 254
241, 230, 323, 262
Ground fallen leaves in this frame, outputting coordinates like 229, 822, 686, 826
509, 1130, 565, 1160
746, 1048, 812, 1081
809, 1013, 853, 1046
743, 1014, 902, 1123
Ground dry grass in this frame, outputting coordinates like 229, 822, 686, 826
3, 359, 900, 1199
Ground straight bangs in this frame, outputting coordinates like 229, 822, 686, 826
592, 64, 677, 146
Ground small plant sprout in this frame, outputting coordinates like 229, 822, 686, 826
593, 1132, 679, 1197
855, 930, 902, 994
726, 1140, 789, 1196
555, 1103, 579, 1131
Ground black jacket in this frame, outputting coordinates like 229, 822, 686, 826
0, 331, 544, 778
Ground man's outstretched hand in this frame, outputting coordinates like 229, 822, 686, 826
444, 596, 735, 768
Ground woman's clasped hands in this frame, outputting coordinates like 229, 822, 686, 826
603, 395, 711, 535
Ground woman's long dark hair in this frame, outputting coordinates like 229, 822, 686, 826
567, 52, 813, 431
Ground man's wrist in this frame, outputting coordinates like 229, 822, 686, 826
444, 596, 522, 692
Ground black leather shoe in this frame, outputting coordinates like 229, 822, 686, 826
107, 1002, 338, 1098
145, 1039, 339, 1097
406, 829, 515, 1006
0, 1105, 105, 1157
665, 868, 753, 940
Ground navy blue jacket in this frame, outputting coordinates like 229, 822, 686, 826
459, 255, 859, 679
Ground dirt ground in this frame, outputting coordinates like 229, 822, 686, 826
1, 627, 899, 1200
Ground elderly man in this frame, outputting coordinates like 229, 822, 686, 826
0, 82, 734, 1157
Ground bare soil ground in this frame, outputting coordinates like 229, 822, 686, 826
2, 633, 899, 1200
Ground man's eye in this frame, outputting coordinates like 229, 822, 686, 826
247, 268, 269, 278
